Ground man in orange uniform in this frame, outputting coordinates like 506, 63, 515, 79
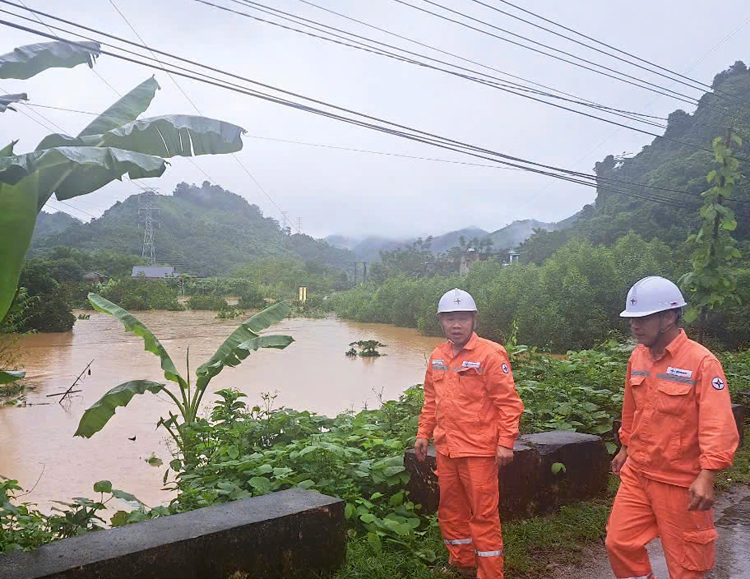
606, 276, 739, 579
415, 288, 524, 579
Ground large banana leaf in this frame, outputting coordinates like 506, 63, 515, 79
0, 148, 166, 320
0, 146, 167, 205
0, 141, 18, 156
74, 380, 166, 438
0, 40, 100, 80
36, 115, 245, 160
0, 93, 27, 113
195, 302, 293, 391
0, 370, 25, 384
87, 294, 186, 388
78, 76, 160, 138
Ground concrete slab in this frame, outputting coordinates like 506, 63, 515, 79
0, 488, 345, 579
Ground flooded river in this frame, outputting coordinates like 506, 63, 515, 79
0, 311, 440, 510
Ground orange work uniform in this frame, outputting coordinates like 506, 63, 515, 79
417, 333, 524, 579
606, 330, 739, 579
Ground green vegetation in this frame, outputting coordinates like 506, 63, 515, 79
33, 182, 356, 279
347, 340, 388, 358
75, 296, 293, 456
186, 295, 229, 311
680, 134, 743, 342
96, 279, 183, 311
332, 233, 679, 351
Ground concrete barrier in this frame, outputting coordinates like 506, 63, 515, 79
405, 430, 609, 519
0, 489, 345, 579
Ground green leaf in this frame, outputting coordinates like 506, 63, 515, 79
0, 370, 24, 384
93, 480, 112, 493
0, 146, 166, 203
82, 115, 246, 158
79, 77, 160, 137
0, 140, 19, 156
74, 380, 166, 438
0, 146, 164, 322
248, 477, 272, 494
345, 503, 355, 519
591, 423, 612, 434
551, 462, 567, 475
606, 442, 618, 455
87, 294, 185, 387
0, 93, 27, 113
0, 40, 100, 80
382, 465, 406, 478
112, 489, 144, 505
227, 446, 240, 460
297, 480, 315, 489
110, 511, 130, 527
195, 302, 293, 392
169, 459, 182, 472
360, 513, 377, 524
367, 532, 382, 553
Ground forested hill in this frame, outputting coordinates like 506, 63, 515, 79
520, 60, 750, 263
31, 182, 354, 276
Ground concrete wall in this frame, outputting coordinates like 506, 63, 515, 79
405, 430, 609, 519
1, 489, 345, 579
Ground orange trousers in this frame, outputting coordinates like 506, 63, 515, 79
605, 463, 717, 579
436, 452, 504, 579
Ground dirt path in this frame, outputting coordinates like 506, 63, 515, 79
551, 485, 750, 579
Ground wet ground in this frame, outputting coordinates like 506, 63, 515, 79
552, 484, 750, 579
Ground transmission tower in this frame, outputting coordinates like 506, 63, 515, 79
138, 190, 159, 265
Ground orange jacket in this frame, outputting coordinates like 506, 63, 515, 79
417, 333, 524, 457
619, 330, 738, 487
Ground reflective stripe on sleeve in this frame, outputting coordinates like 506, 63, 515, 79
631, 371, 650, 377
444, 538, 473, 545
475, 549, 503, 557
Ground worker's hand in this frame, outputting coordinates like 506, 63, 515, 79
611, 446, 628, 477
688, 470, 717, 511
414, 438, 429, 462
495, 445, 514, 468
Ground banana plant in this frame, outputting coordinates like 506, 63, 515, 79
74, 295, 294, 453
0, 39, 247, 326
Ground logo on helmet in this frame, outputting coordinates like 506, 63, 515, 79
630, 298, 637, 306
454, 298, 461, 305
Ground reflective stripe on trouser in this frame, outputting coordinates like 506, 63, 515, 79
437, 452, 504, 579
606, 463, 717, 579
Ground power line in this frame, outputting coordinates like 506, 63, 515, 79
468, 0, 720, 97
224, 0, 666, 129
2, 16, 747, 214
7, 1, 720, 159
20, 101, 525, 169
487, 0, 741, 99
291, 0, 669, 124
391, 0, 702, 106
106, 0, 294, 226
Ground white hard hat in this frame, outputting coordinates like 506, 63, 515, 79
438, 288, 477, 314
620, 276, 687, 318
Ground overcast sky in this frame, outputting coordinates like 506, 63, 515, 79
2, 0, 749, 239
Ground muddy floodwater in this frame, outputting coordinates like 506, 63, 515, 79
0, 311, 440, 511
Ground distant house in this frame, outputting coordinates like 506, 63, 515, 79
459, 248, 489, 276
132, 266, 177, 280
508, 250, 520, 264
82, 272, 109, 284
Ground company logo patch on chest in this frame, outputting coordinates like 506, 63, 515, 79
462, 361, 481, 369
502, 363, 509, 374
712, 377, 726, 391
667, 367, 693, 379
432, 359, 449, 371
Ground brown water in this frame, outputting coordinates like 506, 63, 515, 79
0, 311, 440, 511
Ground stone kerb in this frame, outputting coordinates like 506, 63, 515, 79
405, 431, 609, 519
0, 488, 345, 579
